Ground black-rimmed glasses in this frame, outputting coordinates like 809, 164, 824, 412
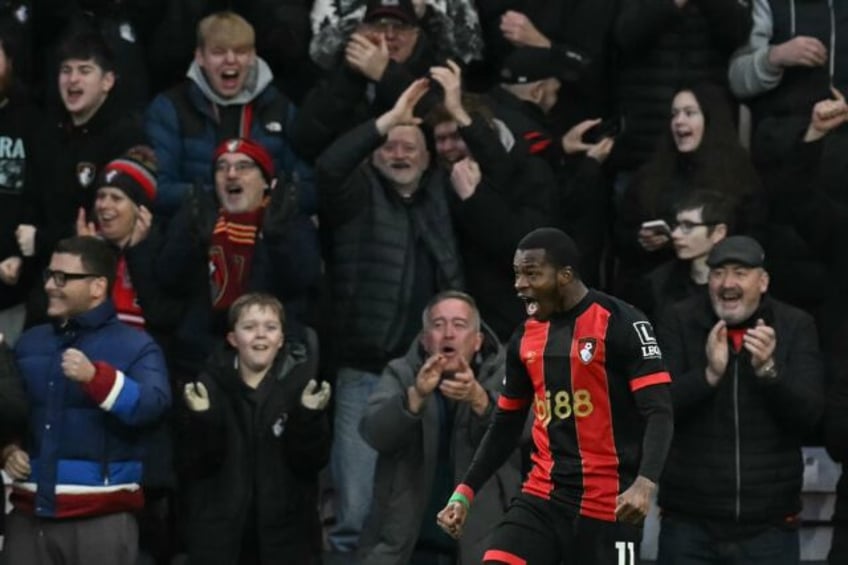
43, 269, 99, 287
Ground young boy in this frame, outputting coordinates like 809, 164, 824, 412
180, 293, 331, 565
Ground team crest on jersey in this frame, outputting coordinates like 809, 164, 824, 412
77, 162, 96, 188
578, 337, 597, 364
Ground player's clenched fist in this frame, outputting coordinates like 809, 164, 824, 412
436, 500, 468, 539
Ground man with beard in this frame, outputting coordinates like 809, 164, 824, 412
437, 227, 673, 564
153, 137, 319, 384
426, 60, 553, 342
654, 236, 824, 564
145, 11, 314, 217
0, 24, 41, 344
316, 79, 463, 556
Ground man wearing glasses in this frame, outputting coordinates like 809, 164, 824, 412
1, 235, 171, 565
293, 0, 441, 160
145, 11, 314, 218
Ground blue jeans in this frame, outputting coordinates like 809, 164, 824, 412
657, 514, 800, 565
327, 367, 380, 552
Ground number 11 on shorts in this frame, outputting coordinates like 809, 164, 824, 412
615, 541, 635, 565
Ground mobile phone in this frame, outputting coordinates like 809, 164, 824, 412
440, 371, 456, 383
641, 219, 671, 236
584, 117, 622, 144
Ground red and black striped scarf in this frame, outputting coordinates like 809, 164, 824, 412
208, 207, 264, 311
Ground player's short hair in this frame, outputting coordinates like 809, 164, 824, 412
197, 11, 255, 50
57, 31, 115, 73
421, 290, 481, 333
228, 292, 285, 330
54, 236, 117, 293
517, 227, 582, 275
674, 190, 736, 234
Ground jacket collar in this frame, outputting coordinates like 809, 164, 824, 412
53, 300, 116, 334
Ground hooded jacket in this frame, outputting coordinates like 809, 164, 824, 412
145, 57, 314, 216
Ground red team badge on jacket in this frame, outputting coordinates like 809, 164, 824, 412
577, 337, 597, 364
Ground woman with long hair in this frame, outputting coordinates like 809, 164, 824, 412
614, 83, 765, 297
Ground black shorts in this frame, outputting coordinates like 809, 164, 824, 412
482, 493, 642, 565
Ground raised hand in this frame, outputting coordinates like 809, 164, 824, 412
75, 207, 97, 237
376, 78, 430, 134
705, 319, 729, 386
744, 318, 777, 374
500, 11, 550, 48
561, 119, 601, 155
301, 379, 332, 410
449, 157, 481, 200
805, 87, 848, 141
62, 348, 96, 383
345, 32, 390, 81
128, 205, 153, 247
183, 381, 210, 412
0, 256, 22, 286
429, 60, 467, 122
15, 224, 36, 257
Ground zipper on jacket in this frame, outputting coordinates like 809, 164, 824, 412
733, 358, 741, 521
829, 0, 836, 81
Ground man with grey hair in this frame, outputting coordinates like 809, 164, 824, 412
655, 235, 825, 564
359, 290, 520, 565
316, 80, 463, 555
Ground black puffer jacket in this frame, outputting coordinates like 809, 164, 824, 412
316, 119, 463, 372
179, 335, 328, 565
657, 293, 825, 524
613, 0, 751, 172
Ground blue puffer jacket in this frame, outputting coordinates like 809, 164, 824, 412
145, 60, 315, 217
12, 301, 171, 518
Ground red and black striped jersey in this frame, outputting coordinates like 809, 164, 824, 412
479, 290, 671, 521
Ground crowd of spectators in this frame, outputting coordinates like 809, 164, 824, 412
0, 0, 846, 564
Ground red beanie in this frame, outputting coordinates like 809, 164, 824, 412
213, 138, 275, 182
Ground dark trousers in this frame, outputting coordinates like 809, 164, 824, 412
657, 514, 799, 565
3, 510, 138, 565
483, 493, 642, 564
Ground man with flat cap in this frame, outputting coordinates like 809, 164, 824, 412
655, 235, 825, 565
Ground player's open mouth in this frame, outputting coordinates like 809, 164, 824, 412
441, 345, 456, 355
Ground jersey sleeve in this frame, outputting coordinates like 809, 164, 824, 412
614, 305, 671, 392
452, 326, 533, 506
